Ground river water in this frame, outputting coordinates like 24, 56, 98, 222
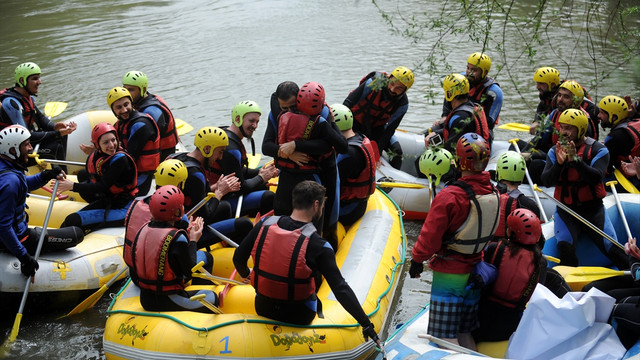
1, 0, 638, 358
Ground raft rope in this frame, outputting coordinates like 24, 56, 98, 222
107, 189, 407, 334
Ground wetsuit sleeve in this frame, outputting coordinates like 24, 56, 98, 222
0, 176, 28, 259
442, 113, 473, 152
540, 148, 562, 187
26, 173, 51, 191
441, 99, 452, 118
72, 153, 136, 195
124, 117, 157, 160
312, 236, 372, 327
577, 144, 609, 184
28, 105, 61, 145
169, 232, 197, 282
604, 129, 635, 173
378, 101, 408, 152
183, 168, 218, 223
517, 194, 542, 219
142, 105, 167, 133
262, 108, 280, 158
343, 82, 366, 109
232, 221, 263, 278
1, 97, 27, 127
484, 84, 503, 126
337, 146, 365, 183
219, 150, 264, 194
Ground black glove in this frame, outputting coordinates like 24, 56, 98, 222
19, 253, 39, 277
42, 166, 63, 182
409, 260, 423, 278
362, 323, 379, 342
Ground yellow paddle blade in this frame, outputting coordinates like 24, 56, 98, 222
554, 265, 629, 291
175, 118, 194, 136
248, 153, 262, 169
0, 313, 23, 356
614, 169, 640, 194
43, 101, 68, 118
377, 181, 427, 189
61, 285, 108, 318
498, 122, 530, 132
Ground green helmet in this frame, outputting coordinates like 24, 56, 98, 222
15, 62, 41, 88
330, 104, 353, 131
418, 147, 453, 186
598, 95, 628, 127
496, 151, 526, 183
122, 71, 148, 97
231, 100, 261, 127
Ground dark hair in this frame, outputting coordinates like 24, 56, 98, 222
275, 81, 299, 100
292, 181, 325, 210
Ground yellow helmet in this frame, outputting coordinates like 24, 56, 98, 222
155, 159, 188, 189
598, 95, 628, 126
442, 73, 469, 102
194, 127, 228, 158
558, 109, 588, 138
390, 66, 414, 91
467, 52, 491, 77
107, 87, 132, 109
533, 67, 561, 89
558, 80, 584, 106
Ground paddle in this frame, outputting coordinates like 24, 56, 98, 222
509, 139, 549, 223
533, 185, 624, 250
606, 181, 634, 242
189, 293, 223, 314
191, 261, 243, 285
43, 101, 68, 119
498, 122, 530, 132
175, 118, 193, 137
418, 334, 488, 357
247, 153, 262, 169
61, 266, 128, 318
553, 265, 631, 291
1, 180, 59, 356
614, 168, 640, 194
235, 195, 243, 218
377, 181, 428, 189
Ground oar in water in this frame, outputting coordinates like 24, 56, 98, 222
533, 185, 624, 250
61, 266, 129, 318
554, 265, 631, 291
1, 180, 59, 357
43, 101, 68, 119
614, 168, 640, 195
175, 118, 193, 136
498, 122, 530, 132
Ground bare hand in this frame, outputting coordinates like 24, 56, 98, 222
621, 156, 640, 180
288, 151, 309, 166
79, 143, 96, 155
56, 178, 75, 193
258, 162, 278, 182
54, 121, 77, 136
187, 216, 204, 242
625, 237, 640, 259
529, 121, 539, 135
278, 141, 296, 158
217, 173, 240, 197
424, 132, 436, 148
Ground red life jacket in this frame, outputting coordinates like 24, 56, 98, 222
86, 150, 138, 197
487, 241, 540, 310
494, 190, 520, 238
250, 216, 316, 301
468, 77, 499, 126
115, 111, 161, 173
350, 72, 400, 130
136, 93, 179, 155
207, 127, 247, 184
442, 103, 491, 143
0, 87, 37, 129
123, 197, 151, 279
553, 138, 607, 205
618, 119, 640, 162
131, 224, 187, 293
341, 135, 377, 201
275, 112, 322, 172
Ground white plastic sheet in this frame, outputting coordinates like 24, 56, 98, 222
506, 285, 626, 360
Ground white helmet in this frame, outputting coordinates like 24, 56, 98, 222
0, 125, 31, 160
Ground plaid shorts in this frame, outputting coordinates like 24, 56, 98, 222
427, 271, 481, 338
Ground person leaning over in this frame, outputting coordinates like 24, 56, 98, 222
232, 181, 380, 345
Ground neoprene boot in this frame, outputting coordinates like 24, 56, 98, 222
557, 241, 579, 267
607, 246, 630, 270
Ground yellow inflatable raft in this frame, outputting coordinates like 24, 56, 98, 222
103, 189, 406, 359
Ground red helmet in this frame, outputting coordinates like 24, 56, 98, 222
91, 122, 117, 148
506, 208, 542, 245
456, 133, 490, 171
149, 185, 184, 222
296, 82, 325, 116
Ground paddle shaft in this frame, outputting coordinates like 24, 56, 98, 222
418, 334, 488, 357
235, 195, 243, 218
509, 139, 548, 222
606, 181, 634, 241
8, 180, 59, 344
208, 225, 239, 248
186, 192, 215, 218
533, 185, 624, 250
